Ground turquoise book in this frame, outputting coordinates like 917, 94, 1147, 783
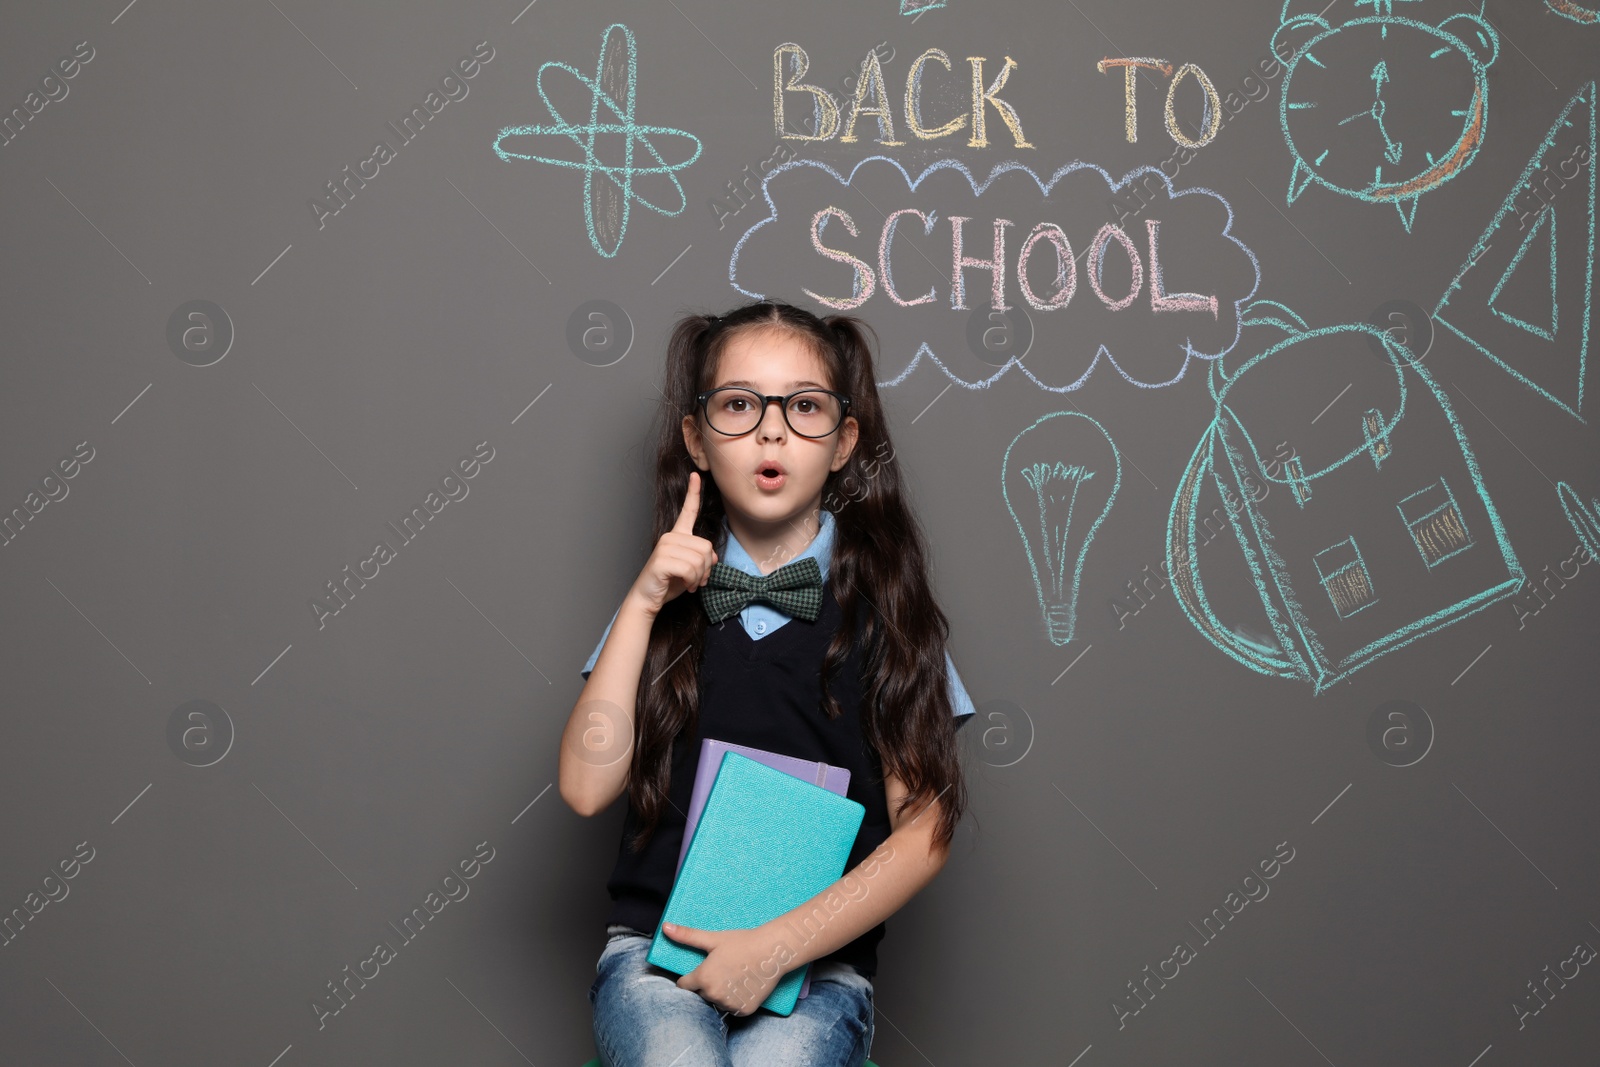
647, 751, 866, 1016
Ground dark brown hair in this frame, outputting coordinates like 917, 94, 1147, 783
624, 300, 967, 855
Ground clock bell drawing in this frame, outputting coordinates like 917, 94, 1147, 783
1271, 0, 1500, 232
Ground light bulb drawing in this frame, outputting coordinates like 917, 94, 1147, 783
1002, 411, 1123, 646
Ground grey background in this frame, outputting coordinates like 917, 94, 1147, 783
1, 0, 1596, 1064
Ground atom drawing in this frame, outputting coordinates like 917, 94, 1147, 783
492, 23, 702, 259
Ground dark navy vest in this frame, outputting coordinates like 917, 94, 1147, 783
604, 584, 892, 979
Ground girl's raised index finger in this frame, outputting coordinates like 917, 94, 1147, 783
672, 471, 701, 534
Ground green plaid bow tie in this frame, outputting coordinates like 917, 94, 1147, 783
700, 556, 824, 624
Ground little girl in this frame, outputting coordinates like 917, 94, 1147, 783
559, 301, 975, 1067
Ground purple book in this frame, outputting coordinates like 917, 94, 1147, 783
675, 738, 852, 999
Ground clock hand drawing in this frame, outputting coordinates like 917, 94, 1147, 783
1336, 61, 1404, 167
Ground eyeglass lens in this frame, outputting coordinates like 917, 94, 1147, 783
705, 389, 842, 437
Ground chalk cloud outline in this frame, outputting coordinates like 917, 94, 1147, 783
728, 154, 1262, 392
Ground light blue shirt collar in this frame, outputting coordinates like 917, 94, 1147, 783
720, 508, 835, 583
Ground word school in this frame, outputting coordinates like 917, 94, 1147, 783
805, 209, 1219, 317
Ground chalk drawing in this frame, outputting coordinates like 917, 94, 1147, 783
1273, 3, 1498, 231
1003, 412, 1122, 646
492, 23, 701, 258
1166, 300, 1523, 694
728, 155, 1260, 393
1165, 62, 1223, 149
1314, 536, 1379, 618
1096, 58, 1175, 143
1486, 204, 1558, 340
1558, 482, 1600, 559
1433, 82, 1595, 422
1547, 0, 1599, 23
1362, 408, 1392, 467
1396, 478, 1474, 568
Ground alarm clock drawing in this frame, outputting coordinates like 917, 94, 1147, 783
1272, 2, 1499, 232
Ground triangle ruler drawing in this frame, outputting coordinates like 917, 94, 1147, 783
1433, 81, 1595, 421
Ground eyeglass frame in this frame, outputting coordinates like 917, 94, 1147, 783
694, 386, 853, 439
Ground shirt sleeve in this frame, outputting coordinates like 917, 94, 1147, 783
946, 651, 977, 728
580, 606, 621, 681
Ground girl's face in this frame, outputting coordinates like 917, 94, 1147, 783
682, 326, 859, 549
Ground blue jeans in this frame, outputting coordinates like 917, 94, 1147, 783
589, 925, 875, 1067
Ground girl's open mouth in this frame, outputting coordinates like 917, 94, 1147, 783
755, 468, 786, 490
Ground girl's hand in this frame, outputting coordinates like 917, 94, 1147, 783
664, 921, 792, 1016
628, 472, 719, 618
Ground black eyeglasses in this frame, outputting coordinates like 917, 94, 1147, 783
695, 387, 852, 439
